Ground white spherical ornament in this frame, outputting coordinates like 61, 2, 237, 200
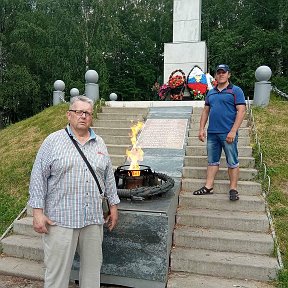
85, 70, 99, 83
70, 88, 80, 97
255, 66, 272, 82
54, 80, 65, 91
109, 93, 118, 101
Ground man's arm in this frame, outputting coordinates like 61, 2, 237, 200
104, 159, 120, 231
100, 138, 120, 231
33, 208, 55, 234
198, 105, 210, 142
226, 105, 246, 143
28, 138, 55, 233
105, 204, 118, 231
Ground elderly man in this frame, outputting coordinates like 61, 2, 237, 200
193, 64, 246, 201
28, 95, 120, 288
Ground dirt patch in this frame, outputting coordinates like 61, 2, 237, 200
280, 181, 288, 196
0, 275, 126, 288
0, 275, 77, 288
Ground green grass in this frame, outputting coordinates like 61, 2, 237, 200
0, 103, 69, 236
252, 94, 288, 287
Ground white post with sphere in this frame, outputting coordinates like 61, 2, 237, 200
85, 70, 99, 103
253, 66, 272, 107
70, 88, 80, 98
53, 80, 65, 105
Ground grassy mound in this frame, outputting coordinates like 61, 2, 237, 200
0, 103, 69, 236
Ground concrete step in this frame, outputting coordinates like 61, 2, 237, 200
181, 179, 262, 195
13, 217, 39, 238
179, 193, 265, 212
182, 167, 257, 181
110, 155, 126, 167
185, 145, 252, 157
101, 107, 148, 114
188, 127, 250, 137
184, 155, 255, 168
96, 113, 146, 121
170, 247, 278, 281
100, 135, 131, 145
93, 120, 138, 128
187, 136, 251, 146
1, 234, 43, 261
176, 208, 269, 232
191, 107, 203, 114
0, 256, 44, 280
174, 226, 274, 255
190, 119, 248, 128
107, 144, 130, 155
167, 272, 276, 288
92, 127, 131, 137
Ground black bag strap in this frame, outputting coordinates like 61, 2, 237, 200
65, 128, 103, 195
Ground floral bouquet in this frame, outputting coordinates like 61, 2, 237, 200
168, 69, 186, 100
192, 89, 205, 100
158, 83, 171, 100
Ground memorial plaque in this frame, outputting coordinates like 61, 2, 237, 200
137, 119, 188, 149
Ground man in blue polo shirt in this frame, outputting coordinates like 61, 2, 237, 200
193, 64, 246, 201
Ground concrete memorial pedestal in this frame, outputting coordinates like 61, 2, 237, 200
164, 0, 207, 82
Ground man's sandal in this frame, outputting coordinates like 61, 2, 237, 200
229, 189, 239, 201
193, 186, 213, 195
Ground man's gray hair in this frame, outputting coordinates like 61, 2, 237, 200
69, 96, 94, 110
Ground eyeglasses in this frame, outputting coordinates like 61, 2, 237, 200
69, 110, 93, 117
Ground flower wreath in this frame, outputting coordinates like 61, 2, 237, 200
168, 69, 186, 100
158, 69, 187, 101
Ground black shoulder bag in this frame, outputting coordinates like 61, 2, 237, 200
65, 128, 110, 218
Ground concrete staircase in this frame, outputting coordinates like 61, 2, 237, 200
167, 107, 279, 288
92, 106, 148, 167
0, 106, 148, 281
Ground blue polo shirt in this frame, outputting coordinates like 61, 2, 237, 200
205, 83, 246, 133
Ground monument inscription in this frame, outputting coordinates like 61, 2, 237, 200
137, 119, 188, 149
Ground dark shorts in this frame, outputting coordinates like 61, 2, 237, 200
207, 133, 239, 168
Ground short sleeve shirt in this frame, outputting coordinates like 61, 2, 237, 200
205, 84, 246, 133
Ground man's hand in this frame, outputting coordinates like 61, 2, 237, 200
105, 205, 118, 231
33, 208, 55, 234
226, 131, 236, 144
198, 129, 206, 142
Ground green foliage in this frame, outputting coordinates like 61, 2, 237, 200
273, 76, 288, 93
0, 0, 173, 125
202, 0, 288, 94
0, 104, 68, 235
0, 65, 41, 121
1, 0, 288, 122
278, 269, 288, 288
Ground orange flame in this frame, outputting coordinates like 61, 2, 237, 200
126, 121, 144, 172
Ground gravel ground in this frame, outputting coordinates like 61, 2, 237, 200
0, 275, 52, 288
0, 275, 124, 288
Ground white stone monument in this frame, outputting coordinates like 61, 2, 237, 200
164, 0, 207, 82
